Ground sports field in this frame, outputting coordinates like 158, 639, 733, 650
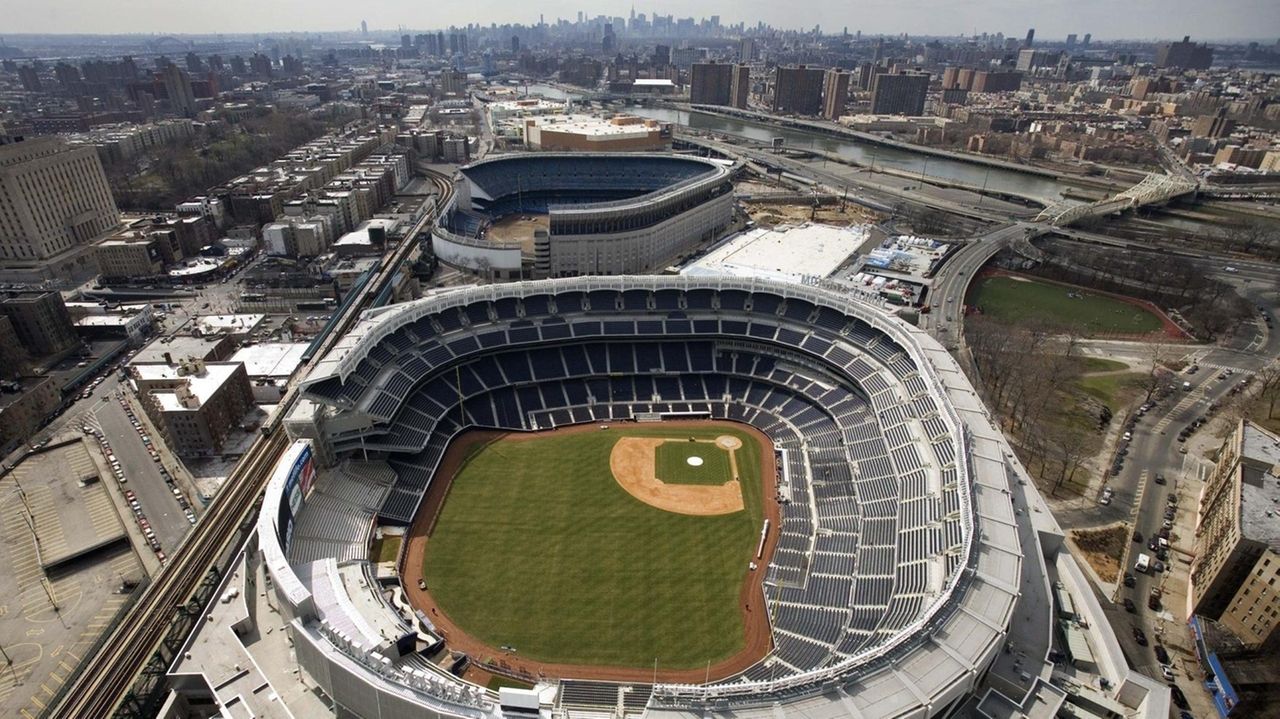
421, 423, 767, 671
968, 275, 1164, 335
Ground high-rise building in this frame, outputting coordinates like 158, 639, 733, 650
730, 64, 750, 109
1155, 35, 1214, 69
653, 44, 670, 67
869, 72, 930, 116
511, 35, 520, 54
0, 290, 80, 358
1024, 28, 1035, 48
1016, 49, 1061, 72
361, 19, 368, 35
1189, 420, 1280, 651
970, 70, 1022, 93
18, 65, 41, 92
822, 69, 850, 120
1191, 108, 1236, 139
0, 137, 119, 263
161, 63, 196, 117
1065, 34, 1078, 48
772, 65, 824, 116
689, 62, 733, 105
739, 38, 756, 62
854, 61, 886, 91
1082, 33, 1092, 47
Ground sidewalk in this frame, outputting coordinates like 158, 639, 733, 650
1148, 449, 1216, 719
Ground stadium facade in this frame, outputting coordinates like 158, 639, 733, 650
430, 154, 734, 279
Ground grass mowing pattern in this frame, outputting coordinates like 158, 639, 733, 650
968, 276, 1163, 335
654, 439, 734, 486
423, 426, 763, 669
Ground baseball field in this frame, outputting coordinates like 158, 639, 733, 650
414, 421, 773, 675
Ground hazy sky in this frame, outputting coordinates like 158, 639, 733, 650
6, 0, 1279, 41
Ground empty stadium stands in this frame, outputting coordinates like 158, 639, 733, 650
293, 277, 978, 702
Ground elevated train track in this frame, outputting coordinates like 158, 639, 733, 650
47, 170, 454, 718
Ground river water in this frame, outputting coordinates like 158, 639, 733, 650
520, 83, 1072, 203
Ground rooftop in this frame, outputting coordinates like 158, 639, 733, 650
132, 335, 226, 365
195, 313, 265, 336
528, 113, 662, 137
134, 361, 242, 412
230, 342, 309, 379
681, 223, 869, 285
1240, 421, 1280, 550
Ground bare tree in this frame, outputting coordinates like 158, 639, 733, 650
1139, 341, 1173, 403
1254, 360, 1280, 421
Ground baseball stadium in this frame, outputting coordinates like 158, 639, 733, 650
430, 154, 734, 279
255, 275, 1076, 718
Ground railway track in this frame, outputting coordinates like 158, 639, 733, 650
48, 169, 455, 718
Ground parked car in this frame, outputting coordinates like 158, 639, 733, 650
1155, 645, 1170, 664
1124, 598, 1136, 613
1123, 573, 1136, 588
1169, 685, 1189, 709
1154, 473, 1166, 485
1161, 665, 1175, 681
1133, 627, 1148, 646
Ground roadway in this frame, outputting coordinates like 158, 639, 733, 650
92, 388, 193, 552
678, 133, 1028, 224
916, 222, 1040, 346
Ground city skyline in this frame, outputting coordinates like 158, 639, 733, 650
4, 0, 1279, 41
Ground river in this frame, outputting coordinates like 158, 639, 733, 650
628, 107, 1072, 202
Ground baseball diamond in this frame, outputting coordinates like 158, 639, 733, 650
414, 422, 771, 673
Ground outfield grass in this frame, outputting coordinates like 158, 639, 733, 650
654, 440, 734, 486
968, 276, 1163, 335
423, 425, 763, 669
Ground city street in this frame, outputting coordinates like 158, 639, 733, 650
87, 394, 193, 553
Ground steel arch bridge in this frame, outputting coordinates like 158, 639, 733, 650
1034, 172, 1198, 226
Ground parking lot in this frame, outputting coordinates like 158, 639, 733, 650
0, 440, 143, 718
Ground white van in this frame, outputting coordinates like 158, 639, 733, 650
1135, 553, 1151, 573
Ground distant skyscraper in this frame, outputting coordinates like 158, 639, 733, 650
1024, 28, 1035, 48
739, 37, 755, 62
1155, 35, 1214, 69
361, 20, 368, 35
1082, 33, 1092, 46
1065, 34, 1078, 48
869, 72, 929, 116
511, 35, 521, 54
161, 63, 196, 117
18, 65, 41, 92
772, 65, 824, 115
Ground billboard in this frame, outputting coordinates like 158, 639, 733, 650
277, 443, 316, 550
